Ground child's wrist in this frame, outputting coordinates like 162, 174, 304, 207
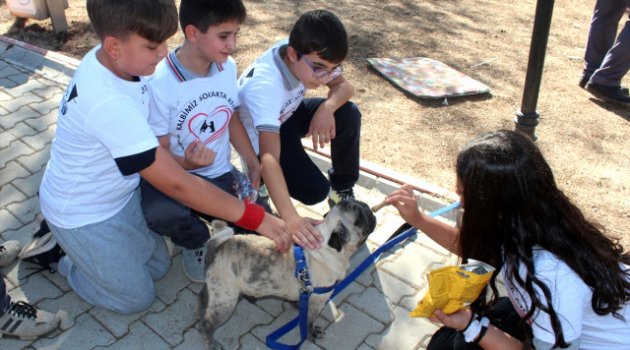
234, 201, 265, 231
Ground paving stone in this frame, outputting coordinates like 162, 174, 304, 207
0, 183, 27, 207
253, 297, 286, 317
0, 139, 34, 168
0, 335, 34, 349
0, 209, 23, 233
173, 328, 206, 350
365, 306, 436, 350
21, 124, 56, 149
378, 240, 451, 289
371, 270, 420, 306
27, 96, 60, 116
4, 77, 49, 98
39, 291, 94, 330
143, 288, 199, 346
91, 299, 166, 338
6, 272, 63, 305
250, 302, 301, 344
12, 171, 45, 197
217, 299, 274, 348
24, 109, 58, 132
0, 105, 39, 129
31, 84, 64, 100
17, 144, 51, 173
0, 129, 17, 147
0, 62, 22, 79
0, 76, 20, 88
93, 321, 171, 350
315, 303, 384, 350
347, 286, 395, 324
1, 92, 43, 114
0, 219, 41, 246
9, 121, 40, 138
32, 313, 116, 349
7, 196, 40, 224
155, 254, 191, 305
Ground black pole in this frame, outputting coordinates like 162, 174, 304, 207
515, 0, 555, 141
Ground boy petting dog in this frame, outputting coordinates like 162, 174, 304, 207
35, 0, 290, 315
140, 0, 268, 283
238, 10, 364, 250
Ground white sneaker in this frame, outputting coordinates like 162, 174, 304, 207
182, 245, 208, 283
0, 241, 22, 268
0, 301, 66, 339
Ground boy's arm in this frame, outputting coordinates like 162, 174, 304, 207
307, 76, 354, 150
140, 146, 292, 252
228, 112, 261, 189
157, 136, 216, 170
258, 131, 323, 249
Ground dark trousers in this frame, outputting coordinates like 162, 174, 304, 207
0, 278, 9, 315
140, 172, 234, 250
584, 0, 630, 86
427, 297, 529, 350
279, 98, 361, 205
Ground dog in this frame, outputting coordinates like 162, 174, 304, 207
198, 198, 377, 349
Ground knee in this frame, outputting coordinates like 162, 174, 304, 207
335, 102, 362, 131
292, 181, 329, 205
108, 283, 156, 315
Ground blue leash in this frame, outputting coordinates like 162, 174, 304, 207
266, 201, 461, 349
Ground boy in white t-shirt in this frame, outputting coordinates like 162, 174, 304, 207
141, 0, 263, 283
238, 10, 362, 249
34, 0, 290, 315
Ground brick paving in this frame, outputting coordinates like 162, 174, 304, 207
0, 39, 460, 350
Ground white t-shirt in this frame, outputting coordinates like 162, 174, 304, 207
237, 39, 306, 154
503, 248, 630, 349
148, 50, 238, 178
39, 46, 158, 229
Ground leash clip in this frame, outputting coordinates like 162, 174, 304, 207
297, 269, 312, 294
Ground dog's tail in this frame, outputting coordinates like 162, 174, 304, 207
208, 220, 234, 249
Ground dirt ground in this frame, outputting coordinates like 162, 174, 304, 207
1, 0, 628, 248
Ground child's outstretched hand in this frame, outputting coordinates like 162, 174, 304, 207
184, 140, 216, 169
385, 184, 424, 227
430, 308, 474, 331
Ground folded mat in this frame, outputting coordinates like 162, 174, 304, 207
367, 57, 490, 100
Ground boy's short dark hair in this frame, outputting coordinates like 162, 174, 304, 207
87, 0, 178, 43
289, 10, 348, 64
179, 0, 247, 35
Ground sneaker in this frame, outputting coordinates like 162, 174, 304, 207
18, 232, 65, 271
0, 241, 22, 268
0, 301, 63, 339
182, 245, 207, 283
328, 188, 355, 208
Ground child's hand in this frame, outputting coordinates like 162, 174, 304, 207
184, 140, 215, 169
287, 216, 324, 250
430, 308, 474, 331
257, 213, 292, 253
306, 103, 336, 150
385, 184, 424, 227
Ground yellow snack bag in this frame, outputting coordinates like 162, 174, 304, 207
409, 259, 495, 318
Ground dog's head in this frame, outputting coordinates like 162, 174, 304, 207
321, 198, 377, 253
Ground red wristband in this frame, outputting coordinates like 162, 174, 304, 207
234, 201, 265, 231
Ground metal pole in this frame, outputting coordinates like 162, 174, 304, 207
515, 0, 555, 141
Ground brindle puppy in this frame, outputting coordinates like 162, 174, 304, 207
198, 198, 377, 349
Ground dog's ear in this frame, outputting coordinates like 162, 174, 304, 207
327, 223, 349, 252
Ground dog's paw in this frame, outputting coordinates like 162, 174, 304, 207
311, 326, 326, 339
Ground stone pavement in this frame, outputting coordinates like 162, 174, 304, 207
0, 39, 461, 350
